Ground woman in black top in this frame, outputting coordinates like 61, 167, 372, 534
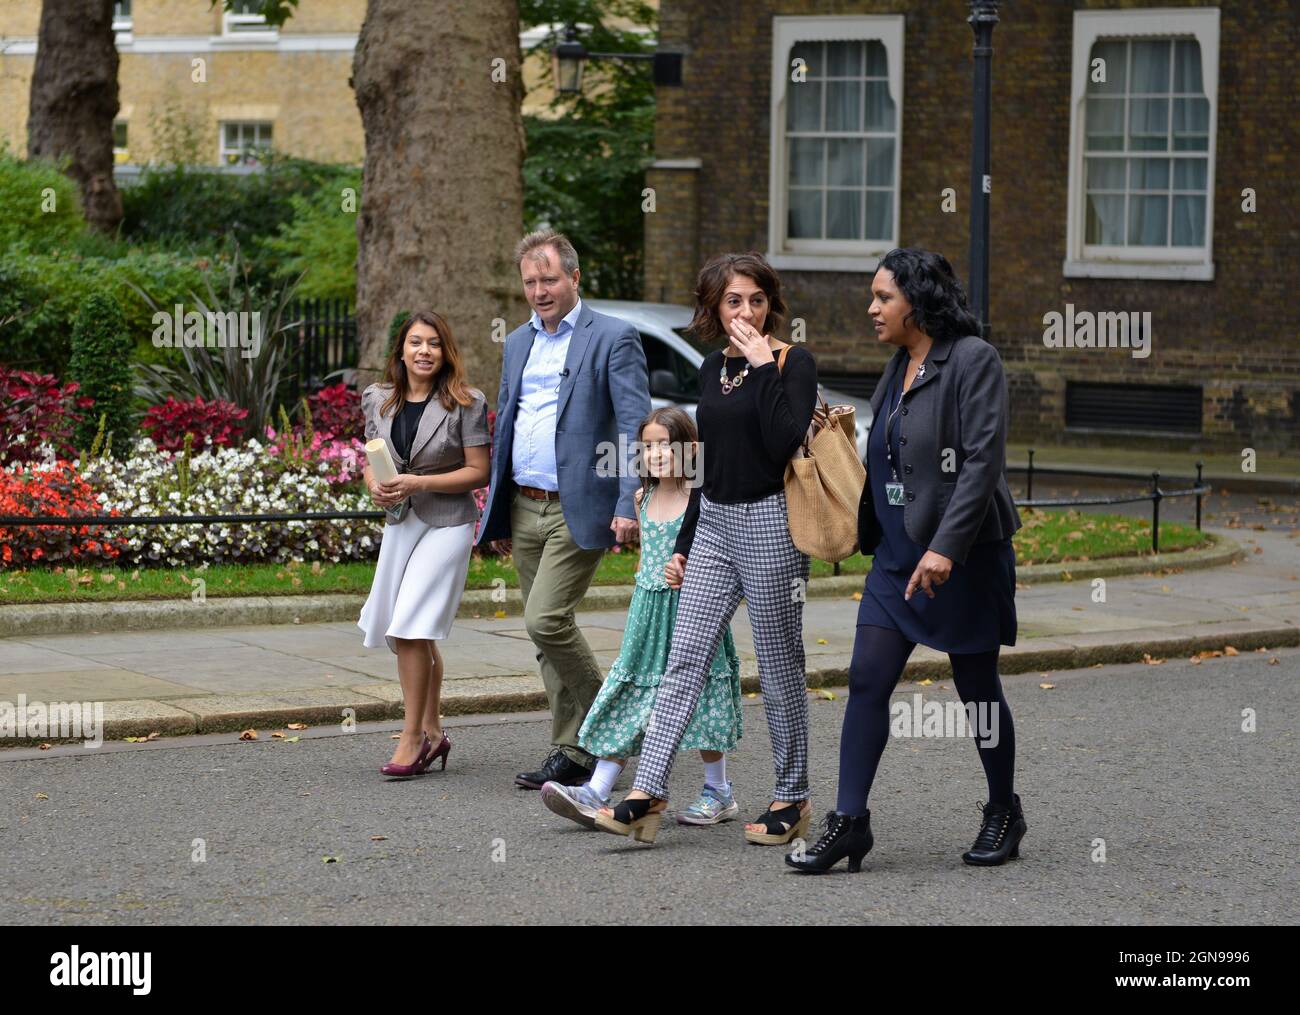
594, 252, 820, 847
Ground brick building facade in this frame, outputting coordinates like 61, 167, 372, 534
644, 1, 1298, 451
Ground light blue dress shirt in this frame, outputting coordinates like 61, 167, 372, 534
511, 298, 583, 491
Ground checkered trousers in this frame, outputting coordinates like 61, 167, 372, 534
632, 491, 812, 802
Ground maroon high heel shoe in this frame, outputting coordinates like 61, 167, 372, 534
380, 734, 432, 778
418, 731, 451, 773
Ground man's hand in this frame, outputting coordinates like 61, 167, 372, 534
489, 539, 512, 557
664, 553, 686, 589
611, 515, 639, 544
905, 550, 954, 601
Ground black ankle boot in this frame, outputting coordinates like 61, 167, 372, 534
785, 810, 873, 874
962, 794, 1026, 866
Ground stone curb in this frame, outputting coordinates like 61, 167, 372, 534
0, 534, 1242, 639
5, 613, 1292, 749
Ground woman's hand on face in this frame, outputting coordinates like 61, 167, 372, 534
905, 550, 954, 601
726, 318, 776, 368
664, 552, 687, 589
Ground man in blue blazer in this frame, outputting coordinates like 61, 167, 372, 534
477, 230, 651, 789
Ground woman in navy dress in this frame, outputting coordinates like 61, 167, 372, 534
787, 248, 1026, 874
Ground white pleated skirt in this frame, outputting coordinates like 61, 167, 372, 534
357, 512, 476, 654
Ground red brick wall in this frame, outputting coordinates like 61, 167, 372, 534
647, 0, 1299, 450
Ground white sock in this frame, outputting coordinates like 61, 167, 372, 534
589, 759, 622, 799
703, 756, 728, 792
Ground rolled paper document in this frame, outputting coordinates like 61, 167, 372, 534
365, 437, 398, 483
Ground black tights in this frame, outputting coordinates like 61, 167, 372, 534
836, 624, 1016, 815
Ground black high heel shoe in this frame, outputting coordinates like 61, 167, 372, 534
962, 794, 1026, 866
785, 810, 873, 874
593, 795, 667, 844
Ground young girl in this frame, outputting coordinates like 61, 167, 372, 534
541, 407, 744, 830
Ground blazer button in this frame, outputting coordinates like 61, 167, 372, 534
901, 406, 908, 415
906, 490, 915, 502
899, 435, 907, 445
903, 464, 913, 474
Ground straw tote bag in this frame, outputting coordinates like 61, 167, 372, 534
776, 346, 865, 562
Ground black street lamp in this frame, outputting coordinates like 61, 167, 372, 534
968, 0, 1000, 341
551, 22, 683, 96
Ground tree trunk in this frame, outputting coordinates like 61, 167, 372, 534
351, 0, 527, 401
27, 0, 123, 234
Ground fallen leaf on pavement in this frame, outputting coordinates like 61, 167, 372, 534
1269, 657, 1279, 665
1224, 645, 1239, 656
1039, 683, 1055, 690
1142, 654, 1166, 665
285, 736, 301, 743
812, 689, 836, 700
370, 835, 387, 842
239, 729, 258, 741
917, 678, 933, 686
35, 792, 48, 800
286, 723, 308, 730
271, 732, 285, 739
852, 592, 863, 601
322, 856, 339, 864
816, 638, 828, 645
39, 743, 51, 750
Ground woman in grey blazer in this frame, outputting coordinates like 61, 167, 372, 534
787, 248, 1026, 874
358, 310, 491, 778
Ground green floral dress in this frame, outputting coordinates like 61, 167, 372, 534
578, 484, 743, 758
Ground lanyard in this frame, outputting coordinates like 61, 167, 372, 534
883, 381, 905, 482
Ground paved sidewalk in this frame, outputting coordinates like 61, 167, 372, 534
2, 527, 1297, 745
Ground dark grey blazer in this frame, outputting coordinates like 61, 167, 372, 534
857, 333, 1021, 564
361, 383, 491, 527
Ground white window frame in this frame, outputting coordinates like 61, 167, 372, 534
221, 1, 279, 42
1064, 7, 1220, 281
111, 1, 132, 32
767, 15, 904, 273
219, 121, 274, 166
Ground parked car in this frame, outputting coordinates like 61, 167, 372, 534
590, 299, 872, 461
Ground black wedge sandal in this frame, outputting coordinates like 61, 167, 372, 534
744, 800, 812, 845
594, 795, 667, 844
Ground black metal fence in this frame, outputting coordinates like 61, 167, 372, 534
1010, 449, 1210, 554
283, 298, 358, 400
2, 452, 1212, 563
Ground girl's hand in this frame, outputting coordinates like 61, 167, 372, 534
376, 474, 423, 502
726, 318, 776, 368
664, 553, 687, 589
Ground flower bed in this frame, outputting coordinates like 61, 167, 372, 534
0, 459, 125, 566
77, 436, 382, 567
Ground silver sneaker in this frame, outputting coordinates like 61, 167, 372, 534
677, 782, 740, 826
541, 780, 610, 829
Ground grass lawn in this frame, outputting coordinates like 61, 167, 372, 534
0, 508, 1211, 606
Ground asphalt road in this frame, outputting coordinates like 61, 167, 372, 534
2, 650, 1296, 926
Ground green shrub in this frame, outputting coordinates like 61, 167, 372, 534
0, 248, 210, 376
68, 291, 134, 459
0, 148, 85, 252
260, 169, 360, 300
120, 156, 357, 262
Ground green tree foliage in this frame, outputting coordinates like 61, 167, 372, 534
521, 1, 657, 299
261, 169, 361, 301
